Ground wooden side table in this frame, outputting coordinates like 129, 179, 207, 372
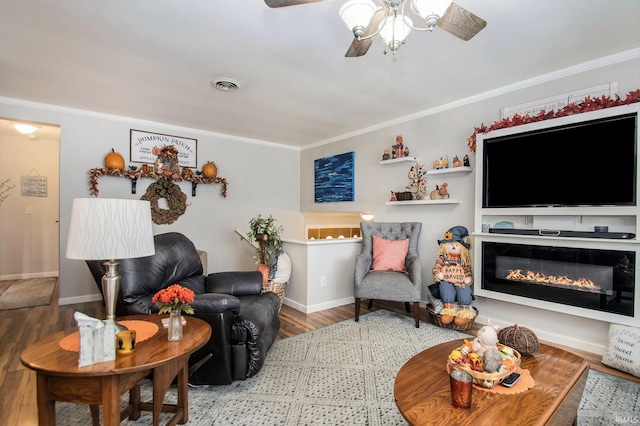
394, 339, 588, 426
21, 314, 211, 426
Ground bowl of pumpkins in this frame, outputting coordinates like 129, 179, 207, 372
447, 325, 521, 389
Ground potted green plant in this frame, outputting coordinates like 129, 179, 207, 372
246, 214, 284, 265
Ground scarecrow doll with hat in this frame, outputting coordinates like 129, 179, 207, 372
432, 226, 475, 326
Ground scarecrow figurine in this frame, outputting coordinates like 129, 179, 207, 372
432, 226, 475, 325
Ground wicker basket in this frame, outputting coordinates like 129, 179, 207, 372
262, 281, 286, 312
426, 303, 478, 331
447, 346, 521, 389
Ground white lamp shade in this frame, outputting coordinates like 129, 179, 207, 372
411, 0, 452, 19
339, 0, 376, 33
66, 198, 155, 260
378, 15, 413, 48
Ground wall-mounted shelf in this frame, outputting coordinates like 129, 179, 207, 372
380, 156, 417, 165
426, 166, 472, 175
386, 199, 460, 205
89, 168, 228, 198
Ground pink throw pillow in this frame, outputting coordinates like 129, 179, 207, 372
372, 235, 409, 273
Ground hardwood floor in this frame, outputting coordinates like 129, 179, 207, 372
1, 281, 637, 425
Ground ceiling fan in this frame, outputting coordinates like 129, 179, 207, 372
264, 0, 487, 58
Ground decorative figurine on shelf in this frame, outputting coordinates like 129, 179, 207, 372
452, 156, 462, 167
389, 191, 398, 202
463, 154, 470, 167
407, 163, 427, 200
432, 226, 476, 326
382, 149, 391, 161
432, 156, 449, 169
429, 182, 449, 200
403, 146, 410, 157
394, 135, 404, 158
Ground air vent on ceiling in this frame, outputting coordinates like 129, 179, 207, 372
211, 78, 240, 92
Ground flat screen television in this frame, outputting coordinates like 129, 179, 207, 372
482, 112, 638, 208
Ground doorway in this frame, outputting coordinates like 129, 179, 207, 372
0, 119, 60, 287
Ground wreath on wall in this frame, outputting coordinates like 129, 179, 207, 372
466, 89, 640, 152
141, 179, 187, 225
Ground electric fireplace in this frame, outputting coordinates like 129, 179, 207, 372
481, 241, 635, 317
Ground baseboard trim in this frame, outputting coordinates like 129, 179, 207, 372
475, 313, 605, 355
0, 271, 59, 280
59, 293, 104, 306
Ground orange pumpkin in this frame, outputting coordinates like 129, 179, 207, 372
202, 161, 218, 178
105, 148, 125, 170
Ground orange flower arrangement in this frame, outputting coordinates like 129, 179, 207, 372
152, 284, 195, 315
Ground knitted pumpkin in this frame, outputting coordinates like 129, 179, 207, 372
497, 324, 539, 356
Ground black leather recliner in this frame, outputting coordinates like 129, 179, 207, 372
86, 232, 281, 385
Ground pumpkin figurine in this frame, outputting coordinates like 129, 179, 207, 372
202, 161, 218, 178
452, 156, 462, 167
181, 167, 194, 178
105, 149, 125, 170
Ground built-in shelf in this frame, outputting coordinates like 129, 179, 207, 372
379, 156, 417, 165
386, 199, 461, 205
426, 166, 472, 175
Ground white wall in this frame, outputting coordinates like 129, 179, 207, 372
300, 56, 640, 354
0, 129, 59, 278
0, 99, 301, 303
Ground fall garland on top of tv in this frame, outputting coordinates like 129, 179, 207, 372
467, 89, 640, 152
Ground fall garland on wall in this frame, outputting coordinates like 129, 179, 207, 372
140, 179, 187, 225
467, 89, 640, 152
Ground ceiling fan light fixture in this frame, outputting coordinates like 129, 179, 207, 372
378, 15, 412, 51
13, 123, 38, 134
339, 0, 376, 38
210, 78, 240, 92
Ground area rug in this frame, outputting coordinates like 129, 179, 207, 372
53, 310, 640, 425
0, 278, 56, 310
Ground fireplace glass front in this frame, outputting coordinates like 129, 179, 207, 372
481, 242, 635, 317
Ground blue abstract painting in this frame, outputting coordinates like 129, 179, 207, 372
314, 151, 355, 203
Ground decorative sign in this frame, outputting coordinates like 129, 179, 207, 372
20, 176, 47, 197
314, 152, 355, 203
130, 130, 197, 168
501, 82, 618, 119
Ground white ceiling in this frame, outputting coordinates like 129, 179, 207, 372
1, 0, 639, 148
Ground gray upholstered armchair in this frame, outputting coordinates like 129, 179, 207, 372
354, 222, 422, 327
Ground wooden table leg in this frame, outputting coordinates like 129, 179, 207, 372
152, 357, 187, 426
36, 373, 55, 426
89, 405, 100, 426
101, 376, 120, 426
176, 359, 189, 424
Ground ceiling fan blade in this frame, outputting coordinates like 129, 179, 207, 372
437, 2, 487, 41
264, 0, 324, 7
345, 9, 386, 58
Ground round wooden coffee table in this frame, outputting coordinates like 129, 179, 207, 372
394, 339, 588, 425
21, 314, 211, 426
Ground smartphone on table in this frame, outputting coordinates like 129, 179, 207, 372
501, 372, 521, 387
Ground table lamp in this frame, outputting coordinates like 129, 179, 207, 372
66, 198, 155, 330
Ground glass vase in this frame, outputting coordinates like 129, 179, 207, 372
168, 310, 183, 341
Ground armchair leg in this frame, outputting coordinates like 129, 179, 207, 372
413, 302, 420, 328
404, 302, 410, 313
355, 298, 361, 322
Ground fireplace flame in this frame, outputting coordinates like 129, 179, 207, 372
506, 269, 599, 290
